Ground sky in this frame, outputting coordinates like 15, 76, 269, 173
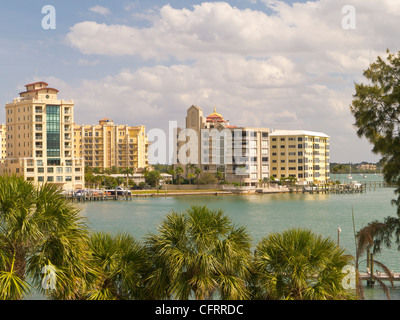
1, 0, 399, 164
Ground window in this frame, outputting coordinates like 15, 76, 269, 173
56, 176, 63, 182
47, 159, 60, 166
46, 105, 60, 157
47, 176, 54, 182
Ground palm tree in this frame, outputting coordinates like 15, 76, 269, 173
145, 205, 252, 300
167, 166, 175, 185
175, 166, 184, 185
215, 170, 224, 184
252, 228, 355, 300
121, 167, 134, 187
0, 175, 90, 300
194, 167, 202, 187
355, 221, 396, 299
187, 163, 196, 184
85, 232, 149, 300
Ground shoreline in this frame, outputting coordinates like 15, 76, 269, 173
66, 180, 390, 201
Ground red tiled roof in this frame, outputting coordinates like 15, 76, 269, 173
25, 81, 49, 87
19, 87, 59, 95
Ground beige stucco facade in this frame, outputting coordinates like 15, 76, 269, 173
0, 124, 6, 160
269, 130, 330, 184
0, 82, 84, 190
74, 118, 149, 171
176, 105, 270, 186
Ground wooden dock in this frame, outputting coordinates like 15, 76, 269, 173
359, 272, 400, 282
286, 181, 395, 195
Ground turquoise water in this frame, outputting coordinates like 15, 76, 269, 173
75, 174, 400, 300
26, 174, 400, 300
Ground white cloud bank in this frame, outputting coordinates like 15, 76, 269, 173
61, 0, 400, 162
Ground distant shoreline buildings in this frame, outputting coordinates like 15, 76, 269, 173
0, 82, 149, 190
0, 81, 378, 190
174, 105, 331, 186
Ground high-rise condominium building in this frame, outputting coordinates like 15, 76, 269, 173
176, 105, 270, 186
269, 130, 330, 184
0, 82, 84, 190
74, 118, 149, 171
0, 124, 6, 160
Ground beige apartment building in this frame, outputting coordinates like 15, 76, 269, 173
176, 105, 270, 186
0, 124, 6, 160
269, 130, 330, 184
74, 118, 149, 171
0, 81, 84, 190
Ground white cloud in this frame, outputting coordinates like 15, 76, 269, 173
62, 1, 400, 162
89, 5, 111, 16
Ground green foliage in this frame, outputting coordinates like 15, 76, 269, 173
252, 228, 355, 300
0, 175, 90, 300
145, 206, 252, 300
0, 176, 358, 300
86, 232, 149, 300
145, 170, 162, 187
350, 49, 400, 254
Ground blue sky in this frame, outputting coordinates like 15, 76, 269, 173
1, 0, 399, 163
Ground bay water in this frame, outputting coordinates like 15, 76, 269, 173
77, 174, 400, 300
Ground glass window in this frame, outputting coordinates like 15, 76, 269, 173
46, 105, 60, 157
